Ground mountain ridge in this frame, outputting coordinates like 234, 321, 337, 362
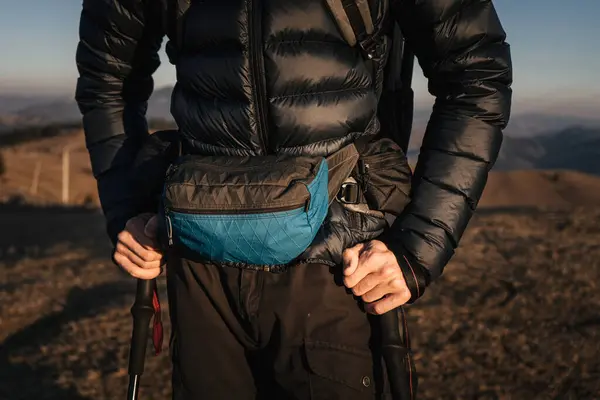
3, 86, 600, 137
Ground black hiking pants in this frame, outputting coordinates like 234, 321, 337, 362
166, 256, 395, 400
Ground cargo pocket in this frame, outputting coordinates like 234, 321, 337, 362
304, 340, 390, 399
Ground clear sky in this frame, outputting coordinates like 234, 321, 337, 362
1, 0, 599, 113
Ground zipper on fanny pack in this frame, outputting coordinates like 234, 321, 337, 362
166, 201, 309, 216
170, 158, 286, 172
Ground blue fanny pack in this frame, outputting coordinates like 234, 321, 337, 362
159, 144, 359, 266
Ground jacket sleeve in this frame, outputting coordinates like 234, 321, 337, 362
380, 0, 513, 302
75, 0, 165, 244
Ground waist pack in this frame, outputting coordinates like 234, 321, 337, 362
159, 144, 360, 266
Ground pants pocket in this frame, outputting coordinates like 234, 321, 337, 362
304, 340, 390, 400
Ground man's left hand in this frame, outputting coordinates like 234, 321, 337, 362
342, 240, 411, 315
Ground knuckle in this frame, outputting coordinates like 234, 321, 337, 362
372, 303, 385, 315
140, 250, 151, 262
361, 250, 375, 263
115, 242, 127, 255
357, 278, 373, 293
370, 251, 386, 264
352, 282, 364, 294
390, 278, 405, 290
372, 240, 386, 250
142, 249, 156, 262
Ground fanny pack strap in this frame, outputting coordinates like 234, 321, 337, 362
325, 141, 361, 205
326, 135, 373, 205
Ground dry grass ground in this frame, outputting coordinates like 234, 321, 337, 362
1, 130, 600, 399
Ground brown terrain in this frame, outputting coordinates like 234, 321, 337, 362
1, 130, 600, 399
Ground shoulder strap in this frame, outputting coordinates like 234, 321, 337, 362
164, 0, 189, 64
325, 0, 374, 46
378, 21, 415, 154
325, 0, 389, 58
326, 0, 415, 153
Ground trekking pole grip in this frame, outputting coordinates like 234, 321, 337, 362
127, 278, 156, 399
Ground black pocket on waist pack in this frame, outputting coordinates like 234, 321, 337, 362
357, 138, 412, 216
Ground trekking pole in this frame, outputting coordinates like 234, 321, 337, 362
380, 308, 414, 400
127, 278, 156, 400
379, 23, 417, 400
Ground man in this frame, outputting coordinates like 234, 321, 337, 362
75, 0, 512, 398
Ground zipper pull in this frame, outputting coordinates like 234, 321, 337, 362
165, 214, 173, 246
358, 160, 368, 175
165, 162, 179, 179
357, 160, 369, 191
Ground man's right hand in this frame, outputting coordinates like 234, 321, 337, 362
113, 213, 165, 279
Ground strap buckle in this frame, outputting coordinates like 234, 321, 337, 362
358, 14, 390, 59
358, 35, 379, 59
337, 181, 361, 204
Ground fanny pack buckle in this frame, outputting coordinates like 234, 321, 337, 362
337, 181, 361, 204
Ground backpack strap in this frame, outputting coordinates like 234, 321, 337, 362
325, 0, 389, 59
164, 0, 189, 64
378, 21, 415, 154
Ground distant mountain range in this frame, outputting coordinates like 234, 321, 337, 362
0, 86, 174, 131
3, 86, 600, 136
494, 126, 600, 175
2, 87, 600, 175
407, 126, 600, 176
407, 110, 600, 149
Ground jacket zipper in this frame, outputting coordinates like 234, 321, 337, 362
249, 0, 269, 154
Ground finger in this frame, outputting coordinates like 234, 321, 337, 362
115, 242, 161, 269
113, 252, 163, 280
344, 249, 386, 288
342, 242, 365, 276
361, 276, 406, 303
366, 289, 411, 315
118, 231, 163, 262
115, 242, 145, 266
351, 264, 397, 296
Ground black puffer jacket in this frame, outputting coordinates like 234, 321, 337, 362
75, 0, 512, 302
